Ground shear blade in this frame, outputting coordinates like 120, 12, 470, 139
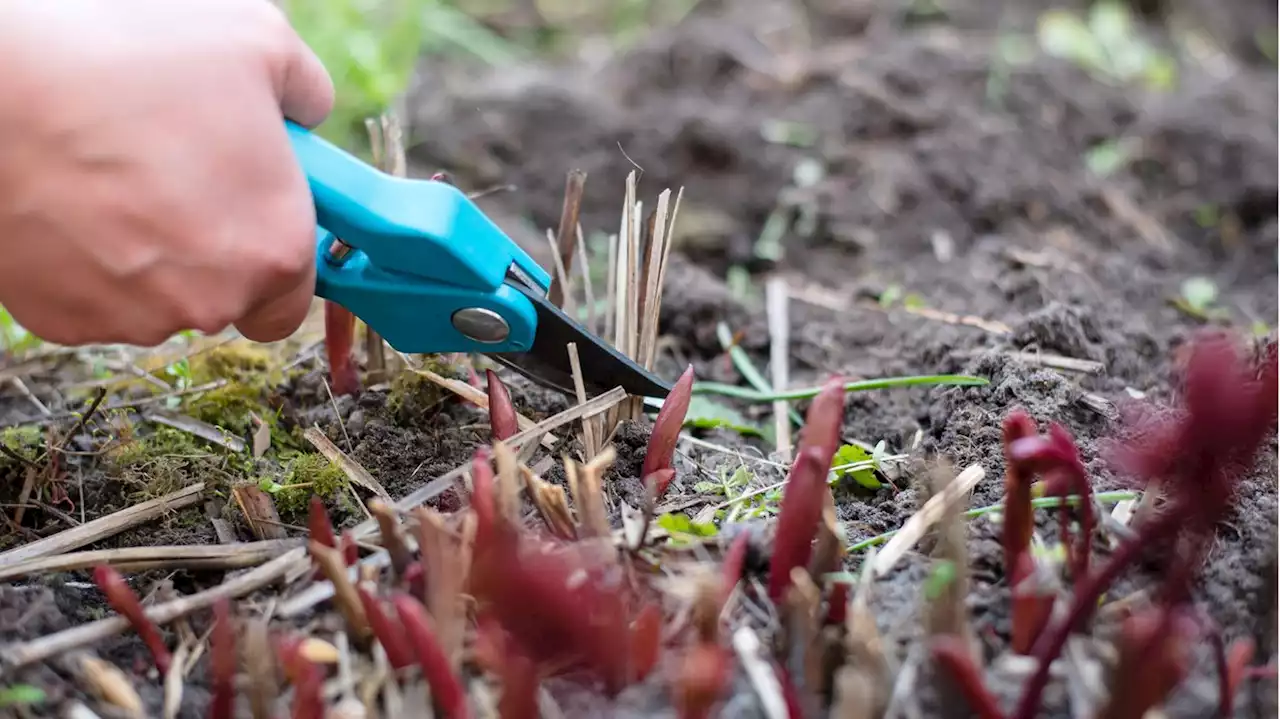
486, 281, 673, 400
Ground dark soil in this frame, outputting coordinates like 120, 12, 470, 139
0, 0, 1274, 717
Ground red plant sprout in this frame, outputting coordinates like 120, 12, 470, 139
1000, 410, 1038, 583
469, 528, 633, 694
640, 365, 696, 486
673, 643, 730, 719
497, 650, 539, 719
469, 447, 498, 538
777, 666, 807, 718
929, 636, 1005, 719
92, 565, 172, 676
209, 598, 236, 719
765, 446, 829, 604
1007, 422, 1093, 582
403, 561, 427, 603
721, 533, 750, 605
1008, 553, 1054, 656
308, 497, 339, 580
323, 302, 360, 396
1096, 608, 1197, 719
1001, 410, 1055, 655
629, 602, 664, 683
826, 582, 850, 627
644, 468, 677, 505
1006, 332, 1278, 719
339, 530, 359, 566
273, 632, 308, 685
799, 376, 847, 460
307, 497, 338, 549
765, 377, 846, 604
486, 369, 518, 441
356, 584, 416, 671
392, 593, 471, 719
290, 657, 326, 719
1208, 627, 1257, 717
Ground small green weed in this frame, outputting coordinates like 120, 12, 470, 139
1171, 276, 1229, 321
693, 464, 783, 522
879, 284, 927, 310
682, 395, 764, 438
831, 442, 883, 490
1037, 1, 1177, 90
1084, 138, 1134, 177
655, 511, 719, 545
0, 685, 44, 709
0, 307, 41, 355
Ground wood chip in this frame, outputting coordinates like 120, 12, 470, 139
0, 540, 300, 582
161, 643, 188, 719
566, 342, 600, 460
250, 412, 272, 458
499, 386, 626, 452
844, 549, 891, 717
733, 626, 789, 719
414, 508, 471, 667
232, 484, 287, 541
492, 441, 523, 527
952, 349, 1105, 374
298, 637, 341, 665
766, 276, 793, 459
2, 546, 309, 671
406, 361, 557, 450
521, 465, 576, 540
870, 464, 985, 578
547, 169, 587, 309
143, 410, 246, 453
0, 483, 206, 565
79, 654, 144, 718
242, 620, 278, 719
923, 461, 977, 666
304, 426, 391, 502
565, 448, 614, 540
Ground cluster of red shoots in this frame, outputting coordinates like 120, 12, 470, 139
932, 330, 1278, 719
91, 361, 862, 717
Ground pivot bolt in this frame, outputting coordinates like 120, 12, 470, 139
452, 308, 509, 344
325, 237, 354, 266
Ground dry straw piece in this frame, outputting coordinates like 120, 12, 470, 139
545, 168, 684, 444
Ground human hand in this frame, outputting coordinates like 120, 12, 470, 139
0, 0, 334, 347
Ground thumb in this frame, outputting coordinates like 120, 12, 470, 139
275, 33, 335, 128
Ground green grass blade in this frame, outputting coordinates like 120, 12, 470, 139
837, 489, 1139, 557
714, 322, 805, 427
691, 374, 989, 402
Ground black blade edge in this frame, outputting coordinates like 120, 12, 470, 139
487, 282, 673, 399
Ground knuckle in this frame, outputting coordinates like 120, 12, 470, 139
259, 219, 315, 281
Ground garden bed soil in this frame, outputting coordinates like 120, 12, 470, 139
0, 0, 1275, 717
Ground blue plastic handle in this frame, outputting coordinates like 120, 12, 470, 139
284, 121, 551, 355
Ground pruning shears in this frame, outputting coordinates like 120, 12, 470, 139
284, 121, 672, 400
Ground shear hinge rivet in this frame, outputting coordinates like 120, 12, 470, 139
325, 238, 354, 266
452, 308, 509, 344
